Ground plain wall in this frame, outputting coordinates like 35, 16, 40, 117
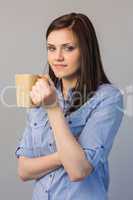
0, 0, 132, 199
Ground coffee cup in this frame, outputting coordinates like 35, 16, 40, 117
15, 74, 40, 108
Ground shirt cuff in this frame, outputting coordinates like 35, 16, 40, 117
15, 146, 34, 158
83, 145, 105, 169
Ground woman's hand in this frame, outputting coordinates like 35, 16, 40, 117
30, 74, 58, 108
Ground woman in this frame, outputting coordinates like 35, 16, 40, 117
15, 13, 123, 200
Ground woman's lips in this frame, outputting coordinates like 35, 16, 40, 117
53, 64, 67, 69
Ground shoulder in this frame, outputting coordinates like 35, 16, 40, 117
78, 84, 124, 126
70, 83, 123, 121
92, 83, 123, 104
83, 83, 123, 113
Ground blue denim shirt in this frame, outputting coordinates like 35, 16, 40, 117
15, 82, 124, 200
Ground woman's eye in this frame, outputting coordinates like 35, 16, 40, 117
64, 46, 75, 51
47, 45, 76, 52
47, 46, 56, 51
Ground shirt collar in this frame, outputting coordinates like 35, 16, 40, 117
56, 79, 73, 101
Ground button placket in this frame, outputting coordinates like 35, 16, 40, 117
33, 122, 37, 126
48, 123, 57, 153
48, 139, 53, 152
49, 172, 56, 185
68, 120, 72, 124
64, 113, 67, 117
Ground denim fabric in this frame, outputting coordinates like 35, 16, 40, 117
15, 82, 124, 200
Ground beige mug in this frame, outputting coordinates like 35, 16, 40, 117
15, 74, 40, 108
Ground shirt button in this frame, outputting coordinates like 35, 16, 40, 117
45, 190, 48, 193
50, 174, 52, 178
34, 122, 37, 126
49, 143, 52, 146
69, 120, 72, 124
49, 126, 52, 130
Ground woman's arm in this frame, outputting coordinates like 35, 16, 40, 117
18, 152, 62, 181
29, 75, 92, 181
46, 105, 92, 182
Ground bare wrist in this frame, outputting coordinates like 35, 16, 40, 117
45, 101, 61, 112
42, 99, 60, 110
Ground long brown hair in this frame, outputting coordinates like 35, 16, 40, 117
45, 12, 111, 114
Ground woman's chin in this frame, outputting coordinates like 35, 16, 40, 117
54, 72, 67, 79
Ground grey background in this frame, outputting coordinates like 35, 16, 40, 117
0, 0, 132, 199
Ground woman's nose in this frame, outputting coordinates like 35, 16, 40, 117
55, 49, 64, 61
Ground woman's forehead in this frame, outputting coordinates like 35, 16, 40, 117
47, 28, 78, 45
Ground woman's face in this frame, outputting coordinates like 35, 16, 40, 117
47, 28, 81, 79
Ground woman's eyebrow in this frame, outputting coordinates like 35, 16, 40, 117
47, 43, 76, 46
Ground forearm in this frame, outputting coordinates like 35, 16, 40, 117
46, 106, 91, 180
18, 152, 62, 181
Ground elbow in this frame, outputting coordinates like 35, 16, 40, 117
18, 157, 30, 182
69, 162, 93, 182
18, 167, 29, 182
69, 172, 88, 182
69, 174, 85, 182
69, 171, 87, 182
19, 175, 28, 182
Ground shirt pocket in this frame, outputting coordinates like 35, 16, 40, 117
30, 116, 50, 157
68, 115, 86, 138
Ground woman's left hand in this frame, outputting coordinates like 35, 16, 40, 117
30, 74, 58, 108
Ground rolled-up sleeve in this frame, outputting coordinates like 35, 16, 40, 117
15, 111, 34, 158
78, 89, 124, 169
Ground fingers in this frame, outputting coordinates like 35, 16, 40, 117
38, 74, 55, 88
30, 74, 56, 106
35, 79, 51, 96
31, 83, 44, 101
30, 89, 41, 105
